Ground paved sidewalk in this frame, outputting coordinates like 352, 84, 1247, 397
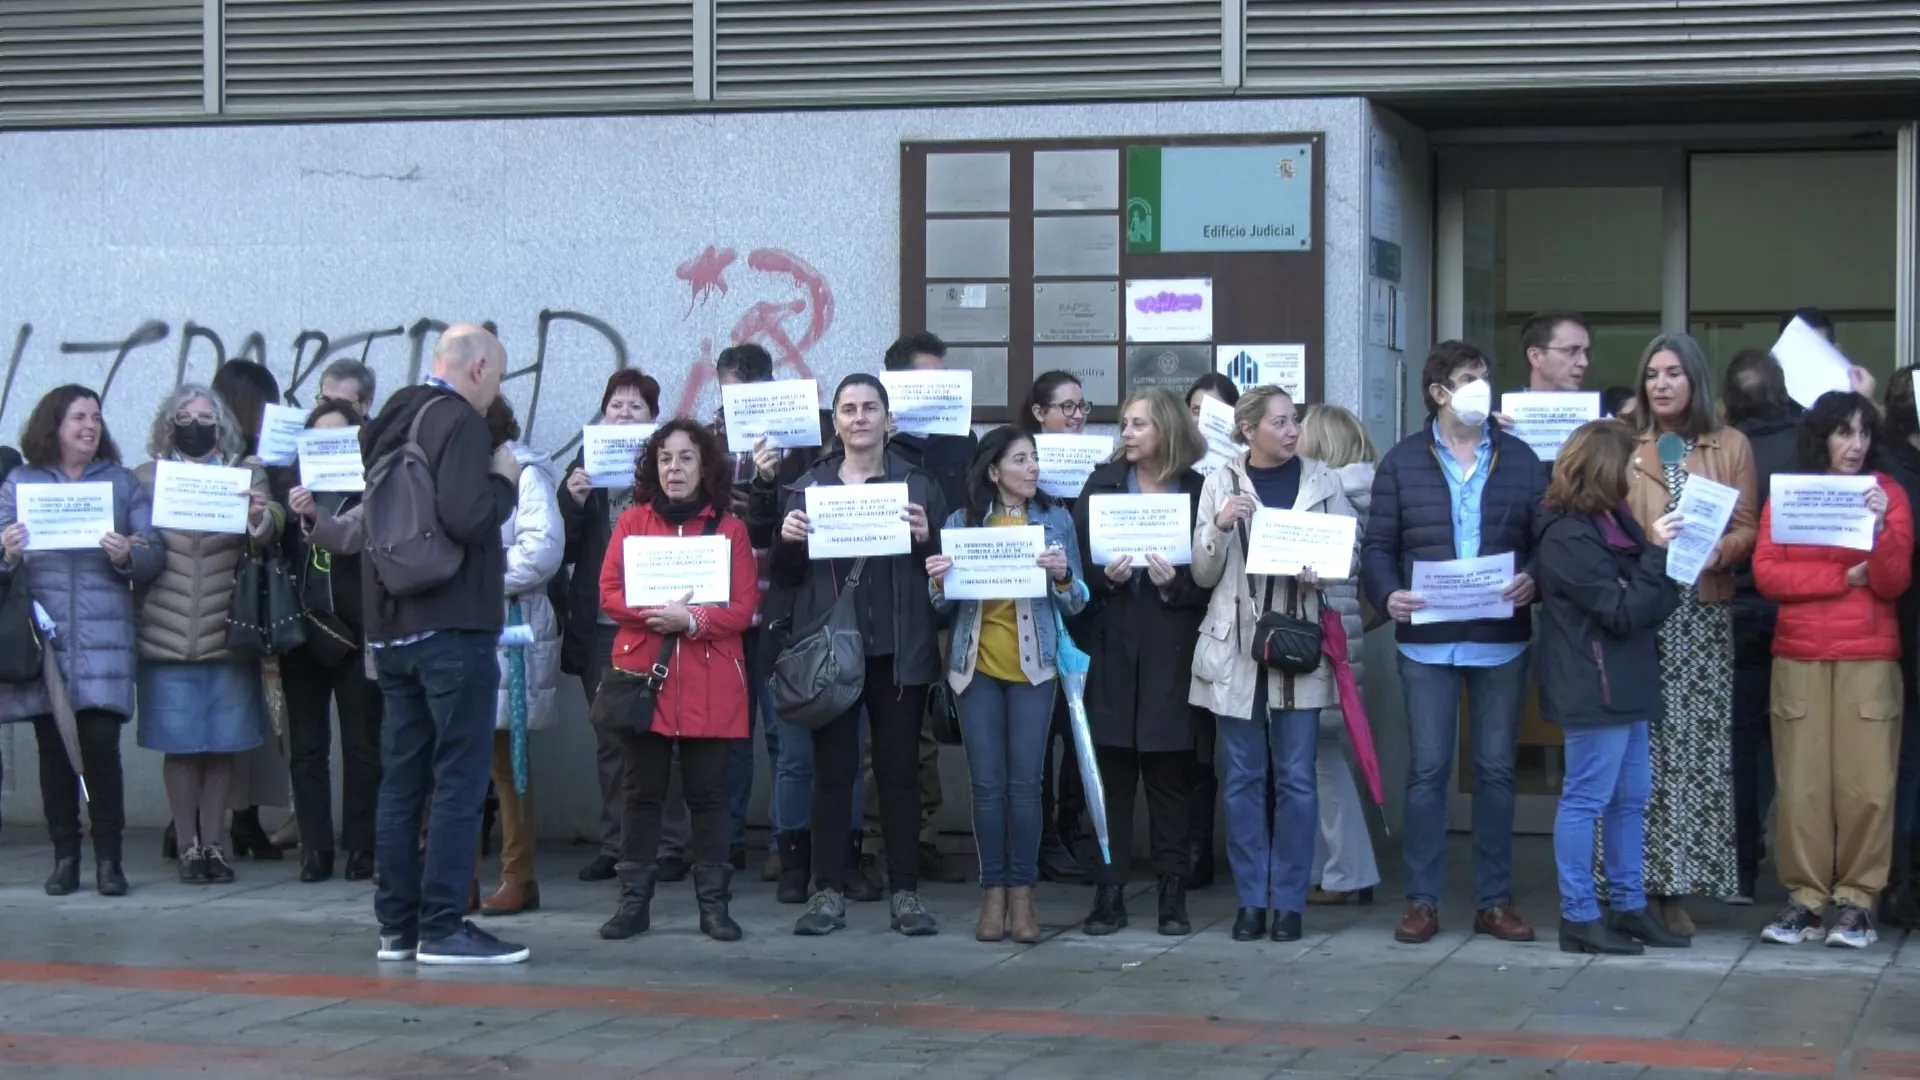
0, 831, 1914, 1078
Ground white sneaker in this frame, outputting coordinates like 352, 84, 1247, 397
1825, 904, 1877, 950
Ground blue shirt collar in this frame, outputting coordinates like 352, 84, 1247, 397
1430, 418, 1492, 456
423, 375, 457, 394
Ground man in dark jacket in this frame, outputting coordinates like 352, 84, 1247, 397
1362, 340, 1546, 947
361, 324, 524, 966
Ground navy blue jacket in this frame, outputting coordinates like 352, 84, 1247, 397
1361, 419, 1546, 645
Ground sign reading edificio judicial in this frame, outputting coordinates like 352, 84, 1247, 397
1125, 144, 1314, 255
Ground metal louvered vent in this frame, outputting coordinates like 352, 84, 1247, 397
0, 1, 204, 123
223, 0, 697, 117
1245, 1, 1920, 93
715, 0, 1225, 103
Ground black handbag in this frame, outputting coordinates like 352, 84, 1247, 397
298, 543, 358, 666
1229, 474, 1321, 676
589, 514, 721, 733
227, 542, 308, 658
0, 571, 44, 684
927, 678, 963, 746
769, 557, 868, 731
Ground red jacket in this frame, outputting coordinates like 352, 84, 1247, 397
599, 502, 761, 739
1754, 471, 1913, 662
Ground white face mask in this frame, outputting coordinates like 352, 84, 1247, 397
1447, 379, 1491, 427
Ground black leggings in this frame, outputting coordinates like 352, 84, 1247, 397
810, 657, 927, 894
33, 710, 125, 861
283, 646, 384, 855
617, 730, 731, 868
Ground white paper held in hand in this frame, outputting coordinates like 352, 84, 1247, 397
879, 370, 973, 437
1665, 475, 1740, 586
804, 483, 912, 559
1409, 553, 1514, 625
1087, 493, 1192, 566
150, 460, 252, 535
1034, 434, 1113, 500
1768, 474, 1878, 551
720, 380, 824, 454
622, 535, 732, 607
1244, 509, 1355, 579
1771, 316, 1854, 409
298, 426, 365, 493
1498, 392, 1601, 461
1193, 394, 1239, 478
941, 526, 1047, 600
256, 404, 308, 467
16, 482, 115, 551
582, 424, 658, 487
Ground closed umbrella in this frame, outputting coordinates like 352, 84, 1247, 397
34, 603, 85, 802
1319, 600, 1383, 807
502, 601, 531, 814
1051, 606, 1110, 865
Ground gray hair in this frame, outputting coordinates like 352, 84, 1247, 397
148, 383, 246, 462
1634, 333, 1720, 439
320, 358, 376, 405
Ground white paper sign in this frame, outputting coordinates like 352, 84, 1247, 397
17, 482, 115, 551
1410, 552, 1515, 625
1087, 493, 1192, 566
583, 424, 658, 488
298, 427, 365, 493
1245, 508, 1356, 580
1216, 344, 1306, 401
1667, 475, 1741, 586
721, 380, 824, 454
941, 526, 1047, 600
1769, 474, 1878, 551
621, 535, 732, 607
805, 483, 911, 559
1125, 278, 1213, 343
1499, 392, 1602, 462
880, 370, 973, 437
1772, 317, 1854, 409
1034, 434, 1112, 500
256, 404, 308, 467
151, 460, 251, 535
1193, 393, 1239, 478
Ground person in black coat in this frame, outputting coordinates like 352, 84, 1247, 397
1880, 365, 1920, 926
1534, 420, 1685, 956
1069, 389, 1211, 937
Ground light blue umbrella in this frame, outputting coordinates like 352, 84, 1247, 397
504, 600, 530, 804
1052, 605, 1109, 865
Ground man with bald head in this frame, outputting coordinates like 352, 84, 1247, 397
360, 324, 528, 965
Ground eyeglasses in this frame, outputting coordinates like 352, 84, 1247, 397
1045, 401, 1090, 417
1544, 345, 1592, 359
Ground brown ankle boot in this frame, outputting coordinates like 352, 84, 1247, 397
1008, 886, 1041, 944
976, 887, 1008, 942
480, 879, 540, 917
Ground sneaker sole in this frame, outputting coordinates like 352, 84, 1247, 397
892, 921, 938, 937
376, 948, 417, 962
1760, 927, 1823, 945
1826, 931, 1877, 949
415, 948, 530, 966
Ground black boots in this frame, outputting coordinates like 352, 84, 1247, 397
1231, 907, 1266, 941
300, 850, 336, 883
693, 863, 743, 942
1037, 816, 1090, 885
1607, 907, 1691, 948
600, 862, 657, 940
1560, 917, 1644, 955
1083, 884, 1128, 935
776, 832, 812, 905
845, 833, 884, 903
230, 808, 281, 861
96, 860, 127, 897
1157, 873, 1191, 935
44, 856, 79, 896
1270, 911, 1303, 942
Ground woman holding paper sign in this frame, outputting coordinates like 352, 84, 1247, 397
132, 385, 281, 887
1754, 390, 1913, 950
925, 426, 1089, 943
0, 384, 162, 897
1621, 333, 1758, 937
596, 418, 759, 942
1070, 388, 1209, 937
1190, 386, 1357, 944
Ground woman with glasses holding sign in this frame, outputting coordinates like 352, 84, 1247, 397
1754, 390, 1913, 950
1619, 333, 1757, 939
926, 426, 1089, 943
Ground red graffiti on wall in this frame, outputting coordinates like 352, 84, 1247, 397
672, 246, 835, 419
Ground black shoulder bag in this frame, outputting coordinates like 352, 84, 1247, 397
1229, 472, 1321, 675
589, 514, 723, 734
769, 557, 868, 732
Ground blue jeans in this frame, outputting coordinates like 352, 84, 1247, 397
774, 710, 865, 836
1217, 678, 1319, 913
1397, 651, 1528, 910
959, 675, 1056, 888
1555, 722, 1651, 922
372, 632, 500, 942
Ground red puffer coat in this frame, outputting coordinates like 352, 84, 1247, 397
599, 502, 761, 739
1753, 471, 1913, 662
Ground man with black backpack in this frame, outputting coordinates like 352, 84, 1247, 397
360, 324, 525, 966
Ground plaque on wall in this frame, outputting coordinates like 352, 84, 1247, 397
1033, 345, 1121, 408
926, 218, 1011, 279
1125, 344, 1212, 397
925, 284, 1011, 344
926, 152, 1011, 213
1034, 281, 1119, 344
1034, 149, 1120, 211
1033, 215, 1119, 278
1127, 144, 1314, 254
945, 347, 1010, 407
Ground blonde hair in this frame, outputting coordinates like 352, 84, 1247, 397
1114, 388, 1204, 484
1299, 404, 1376, 468
1231, 386, 1291, 446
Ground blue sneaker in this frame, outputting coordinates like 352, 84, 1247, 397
416, 920, 530, 966
376, 931, 417, 962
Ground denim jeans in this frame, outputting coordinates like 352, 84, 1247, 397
1217, 677, 1319, 914
724, 629, 762, 852
1397, 650, 1528, 910
774, 710, 865, 836
958, 675, 1056, 888
372, 631, 500, 943
1555, 722, 1651, 923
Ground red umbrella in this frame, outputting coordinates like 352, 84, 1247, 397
1319, 603, 1383, 807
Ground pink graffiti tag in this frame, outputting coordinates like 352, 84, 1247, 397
675, 246, 738, 317
1133, 291, 1205, 315
671, 247, 835, 419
